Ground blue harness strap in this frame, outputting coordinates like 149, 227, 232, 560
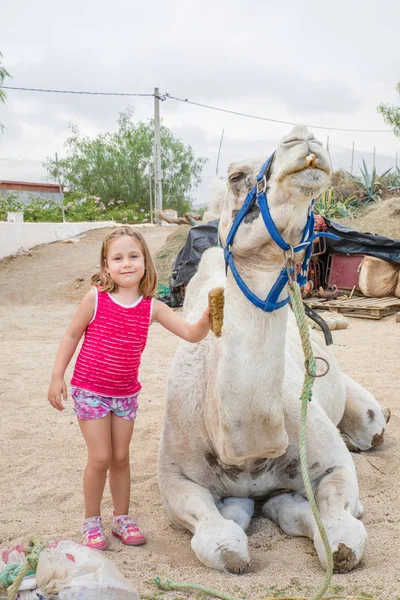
223, 155, 339, 312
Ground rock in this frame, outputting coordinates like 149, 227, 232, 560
62, 238, 80, 244
15, 247, 32, 257
396, 312, 400, 323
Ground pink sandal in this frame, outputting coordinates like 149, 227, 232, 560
112, 514, 146, 546
81, 516, 108, 550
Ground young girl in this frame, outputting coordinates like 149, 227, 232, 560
47, 226, 210, 550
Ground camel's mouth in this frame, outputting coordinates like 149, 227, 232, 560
282, 154, 331, 179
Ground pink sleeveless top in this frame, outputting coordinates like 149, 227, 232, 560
71, 288, 153, 397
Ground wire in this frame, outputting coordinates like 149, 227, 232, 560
0, 85, 153, 98
164, 93, 393, 134
0, 85, 393, 134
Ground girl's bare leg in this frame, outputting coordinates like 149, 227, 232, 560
109, 414, 135, 515
78, 415, 112, 518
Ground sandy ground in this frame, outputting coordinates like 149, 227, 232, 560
0, 225, 399, 600
338, 197, 400, 240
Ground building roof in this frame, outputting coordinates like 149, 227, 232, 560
0, 180, 64, 193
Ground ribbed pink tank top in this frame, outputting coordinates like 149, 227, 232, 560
71, 288, 153, 397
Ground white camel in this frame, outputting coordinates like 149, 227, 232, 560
157, 126, 390, 574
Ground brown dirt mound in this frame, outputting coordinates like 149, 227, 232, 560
154, 225, 190, 286
337, 197, 400, 239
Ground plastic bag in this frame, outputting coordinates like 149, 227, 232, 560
0, 544, 37, 600
35, 541, 139, 600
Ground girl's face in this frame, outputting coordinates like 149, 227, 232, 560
105, 235, 145, 290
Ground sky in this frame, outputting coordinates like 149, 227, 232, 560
0, 0, 399, 205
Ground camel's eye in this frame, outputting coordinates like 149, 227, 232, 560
229, 172, 246, 183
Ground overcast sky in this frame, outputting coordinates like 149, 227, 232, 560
1, 0, 399, 203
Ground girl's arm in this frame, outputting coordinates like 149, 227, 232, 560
48, 289, 96, 411
152, 299, 210, 343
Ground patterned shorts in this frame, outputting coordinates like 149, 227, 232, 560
71, 387, 139, 421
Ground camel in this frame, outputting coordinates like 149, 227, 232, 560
157, 125, 390, 575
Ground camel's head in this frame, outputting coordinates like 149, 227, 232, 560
217, 125, 331, 263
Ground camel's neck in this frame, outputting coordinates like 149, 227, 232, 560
212, 266, 290, 465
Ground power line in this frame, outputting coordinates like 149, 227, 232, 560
0, 85, 153, 98
1, 85, 393, 134
164, 93, 392, 134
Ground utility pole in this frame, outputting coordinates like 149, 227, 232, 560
350, 141, 355, 175
154, 88, 163, 218
326, 136, 333, 172
216, 128, 224, 176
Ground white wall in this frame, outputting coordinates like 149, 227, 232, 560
0, 221, 118, 260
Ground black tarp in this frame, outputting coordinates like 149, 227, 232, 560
161, 217, 400, 307
324, 218, 400, 264
168, 220, 219, 307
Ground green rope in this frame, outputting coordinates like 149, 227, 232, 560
157, 283, 170, 297
154, 577, 372, 600
0, 537, 46, 600
287, 277, 333, 600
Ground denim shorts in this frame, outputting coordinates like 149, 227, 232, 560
71, 387, 139, 421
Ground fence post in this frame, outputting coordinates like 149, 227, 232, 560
148, 167, 153, 224
373, 146, 376, 170
55, 152, 66, 223
326, 136, 333, 172
396, 152, 398, 170
350, 141, 355, 175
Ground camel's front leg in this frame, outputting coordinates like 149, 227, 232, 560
158, 471, 250, 573
263, 466, 366, 572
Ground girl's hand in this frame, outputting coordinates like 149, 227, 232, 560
48, 376, 67, 411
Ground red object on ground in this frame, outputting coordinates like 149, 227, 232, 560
314, 215, 327, 232
327, 253, 365, 290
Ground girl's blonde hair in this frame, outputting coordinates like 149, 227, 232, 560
91, 227, 158, 298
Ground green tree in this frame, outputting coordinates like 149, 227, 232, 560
377, 80, 400, 137
47, 108, 207, 214
0, 52, 12, 132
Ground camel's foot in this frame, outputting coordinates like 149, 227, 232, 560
313, 513, 367, 573
332, 543, 358, 573
263, 492, 366, 573
217, 497, 255, 531
191, 516, 250, 573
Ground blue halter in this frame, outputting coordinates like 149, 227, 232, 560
223, 155, 339, 312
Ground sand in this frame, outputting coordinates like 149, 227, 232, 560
337, 196, 400, 240
0, 225, 399, 600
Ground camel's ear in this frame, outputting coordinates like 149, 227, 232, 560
208, 288, 224, 337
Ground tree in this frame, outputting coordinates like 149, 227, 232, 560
47, 108, 207, 214
377, 80, 400, 137
0, 52, 11, 132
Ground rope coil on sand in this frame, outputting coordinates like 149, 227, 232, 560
0, 536, 46, 600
